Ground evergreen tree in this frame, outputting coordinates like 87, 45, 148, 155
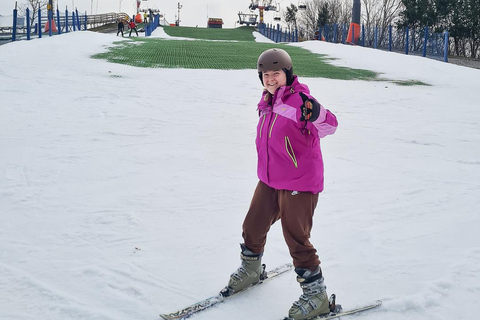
317, 2, 330, 27
284, 4, 299, 30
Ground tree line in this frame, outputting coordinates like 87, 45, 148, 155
282, 0, 480, 58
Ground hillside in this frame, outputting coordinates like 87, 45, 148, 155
1, 29, 479, 320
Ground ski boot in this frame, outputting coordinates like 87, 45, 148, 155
287, 266, 333, 320
221, 243, 266, 297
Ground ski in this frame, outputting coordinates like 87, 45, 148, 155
283, 298, 382, 320
160, 263, 294, 320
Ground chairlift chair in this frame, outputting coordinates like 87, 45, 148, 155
238, 11, 258, 26
273, 2, 281, 21
298, 1, 307, 10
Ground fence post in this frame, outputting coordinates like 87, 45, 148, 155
333, 24, 338, 43
84, 12, 87, 30
443, 31, 449, 62
65, 9, 69, 33
12, 4, 17, 42
276, 24, 280, 43
423, 26, 428, 57
76, 8, 80, 30
361, 24, 365, 46
295, 28, 298, 42
351, 24, 355, 44
405, 27, 409, 54
374, 26, 378, 48
56, 8, 61, 34
72, 12, 76, 31
342, 24, 346, 44
26, 7, 31, 40
412, 27, 416, 51
388, 25, 392, 51
48, 2, 52, 37
38, 9, 42, 38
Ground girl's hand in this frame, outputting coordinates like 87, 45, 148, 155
299, 92, 320, 122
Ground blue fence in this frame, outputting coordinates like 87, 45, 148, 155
258, 23, 299, 43
11, 7, 88, 41
258, 23, 449, 62
9, 7, 160, 42
144, 14, 160, 37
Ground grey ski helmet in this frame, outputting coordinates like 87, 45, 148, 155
257, 48, 294, 86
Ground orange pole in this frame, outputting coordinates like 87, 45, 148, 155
346, 22, 360, 44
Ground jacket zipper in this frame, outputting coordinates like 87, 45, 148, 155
259, 114, 266, 139
269, 114, 278, 138
285, 136, 298, 168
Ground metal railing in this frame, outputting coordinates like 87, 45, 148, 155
7, 8, 131, 41
259, 23, 449, 63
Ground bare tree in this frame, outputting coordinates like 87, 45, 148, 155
292, 0, 402, 42
297, 0, 322, 39
350, 0, 402, 45
338, 0, 353, 26
18, 0, 56, 27
326, 0, 344, 25
293, 0, 352, 39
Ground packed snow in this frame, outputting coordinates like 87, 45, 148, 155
1, 27, 479, 320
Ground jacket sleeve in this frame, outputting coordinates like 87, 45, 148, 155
310, 101, 338, 138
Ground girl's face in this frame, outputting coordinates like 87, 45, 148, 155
262, 70, 287, 94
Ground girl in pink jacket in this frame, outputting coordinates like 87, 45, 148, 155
222, 48, 338, 320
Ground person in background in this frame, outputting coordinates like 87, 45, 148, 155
128, 19, 138, 37
116, 18, 124, 37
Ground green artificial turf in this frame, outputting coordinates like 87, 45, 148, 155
93, 35, 378, 81
162, 25, 257, 41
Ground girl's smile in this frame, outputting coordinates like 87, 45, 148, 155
262, 70, 287, 94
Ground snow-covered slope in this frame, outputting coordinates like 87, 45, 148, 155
1, 30, 479, 320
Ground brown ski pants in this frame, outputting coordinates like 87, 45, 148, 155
242, 181, 321, 271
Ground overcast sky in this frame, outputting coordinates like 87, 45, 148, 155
1, 0, 293, 28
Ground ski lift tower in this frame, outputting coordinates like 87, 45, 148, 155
249, 0, 277, 28
176, 2, 182, 26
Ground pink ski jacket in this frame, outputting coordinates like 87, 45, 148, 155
256, 76, 338, 193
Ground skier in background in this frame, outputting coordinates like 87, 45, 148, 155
116, 18, 124, 37
223, 48, 338, 320
128, 19, 138, 37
